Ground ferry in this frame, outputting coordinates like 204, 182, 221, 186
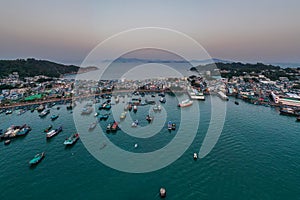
188, 89, 205, 100
29, 152, 45, 166
64, 133, 79, 146
46, 126, 62, 139
39, 109, 50, 117
178, 99, 193, 108
44, 125, 52, 132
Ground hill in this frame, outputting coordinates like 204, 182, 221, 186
0, 58, 96, 78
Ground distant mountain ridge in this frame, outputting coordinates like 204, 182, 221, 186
0, 58, 97, 78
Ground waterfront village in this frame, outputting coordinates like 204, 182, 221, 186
1, 67, 300, 118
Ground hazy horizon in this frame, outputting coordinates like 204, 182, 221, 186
1, 0, 299, 64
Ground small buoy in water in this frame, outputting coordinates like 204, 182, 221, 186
160, 187, 166, 198
193, 152, 198, 160
134, 143, 138, 148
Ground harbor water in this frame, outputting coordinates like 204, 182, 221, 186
0, 95, 300, 199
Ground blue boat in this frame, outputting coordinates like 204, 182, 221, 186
17, 126, 31, 136
29, 152, 45, 165
50, 114, 59, 121
167, 121, 172, 130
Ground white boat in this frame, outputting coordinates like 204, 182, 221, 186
120, 112, 127, 120
153, 104, 162, 112
217, 91, 229, 101
189, 89, 205, 100
193, 153, 198, 160
131, 120, 139, 127
178, 99, 193, 108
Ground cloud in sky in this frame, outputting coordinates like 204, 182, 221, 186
0, 0, 299, 64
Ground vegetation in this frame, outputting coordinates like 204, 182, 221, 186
192, 62, 299, 81
0, 58, 80, 78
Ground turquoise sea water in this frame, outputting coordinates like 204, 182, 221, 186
0, 95, 300, 200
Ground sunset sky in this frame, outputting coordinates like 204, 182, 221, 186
1, 0, 299, 64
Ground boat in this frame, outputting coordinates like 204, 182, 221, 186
17, 109, 26, 115
217, 91, 229, 101
178, 99, 193, 108
37, 104, 45, 112
159, 97, 166, 103
234, 101, 239, 105
99, 102, 111, 110
46, 126, 62, 139
111, 121, 118, 132
89, 122, 97, 130
128, 104, 132, 111
172, 123, 176, 130
132, 120, 139, 127
50, 114, 59, 121
106, 123, 112, 132
120, 112, 127, 120
188, 89, 205, 100
99, 113, 109, 121
5, 110, 12, 115
160, 188, 166, 198
4, 140, 11, 145
44, 125, 53, 132
39, 109, 50, 117
81, 106, 93, 115
29, 152, 45, 165
296, 116, 300, 122
280, 107, 299, 116
153, 104, 162, 112
146, 115, 153, 123
145, 99, 156, 105
193, 153, 198, 160
63, 133, 79, 146
133, 105, 138, 112
167, 121, 172, 130
17, 126, 31, 136
115, 96, 119, 103
158, 93, 165, 97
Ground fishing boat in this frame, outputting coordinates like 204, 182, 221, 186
172, 123, 176, 130
167, 121, 172, 130
193, 153, 198, 160
29, 152, 45, 165
279, 107, 299, 116
98, 113, 109, 121
178, 99, 193, 108
63, 133, 79, 146
37, 104, 45, 112
4, 140, 11, 145
106, 123, 112, 132
111, 121, 118, 132
17, 126, 31, 136
89, 122, 97, 130
46, 126, 62, 139
39, 109, 50, 117
132, 120, 139, 127
5, 110, 12, 115
159, 97, 166, 103
153, 104, 162, 112
44, 125, 53, 132
146, 115, 153, 123
50, 114, 59, 121
133, 105, 138, 113
81, 106, 93, 115
120, 112, 127, 120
